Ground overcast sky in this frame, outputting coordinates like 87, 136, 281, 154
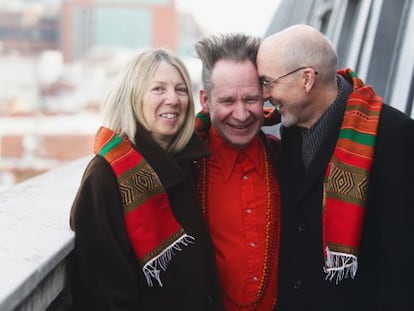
175, 0, 281, 37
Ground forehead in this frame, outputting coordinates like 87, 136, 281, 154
257, 43, 283, 76
212, 58, 256, 75
210, 59, 260, 90
152, 61, 183, 80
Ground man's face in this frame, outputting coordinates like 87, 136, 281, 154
257, 47, 306, 128
200, 59, 264, 149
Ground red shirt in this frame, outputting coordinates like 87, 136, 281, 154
205, 128, 278, 310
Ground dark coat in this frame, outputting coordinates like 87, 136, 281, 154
276, 104, 414, 311
69, 129, 224, 311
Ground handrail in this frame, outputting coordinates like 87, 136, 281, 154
0, 156, 91, 311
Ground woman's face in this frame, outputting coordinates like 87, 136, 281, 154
142, 61, 189, 149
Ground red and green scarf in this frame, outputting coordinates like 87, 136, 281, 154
94, 126, 195, 287
323, 68, 383, 283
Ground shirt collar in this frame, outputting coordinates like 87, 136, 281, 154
209, 127, 264, 182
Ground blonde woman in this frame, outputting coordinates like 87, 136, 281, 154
69, 48, 223, 310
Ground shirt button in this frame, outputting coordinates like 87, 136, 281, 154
293, 280, 302, 290
297, 223, 306, 232
246, 208, 252, 214
252, 276, 258, 282
242, 175, 248, 180
250, 242, 256, 247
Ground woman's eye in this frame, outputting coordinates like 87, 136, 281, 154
176, 87, 188, 95
152, 87, 164, 94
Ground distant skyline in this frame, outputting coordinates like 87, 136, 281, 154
0, 0, 59, 6
0, 0, 280, 37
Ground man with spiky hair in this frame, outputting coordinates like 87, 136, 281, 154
194, 33, 281, 311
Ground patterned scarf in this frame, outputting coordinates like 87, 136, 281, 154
323, 68, 383, 283
94, 126, 195, 287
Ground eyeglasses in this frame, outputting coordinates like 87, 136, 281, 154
260, 66, 318, 89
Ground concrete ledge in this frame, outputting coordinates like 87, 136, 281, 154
14, 260, 68, 311
0, 156, 92, 311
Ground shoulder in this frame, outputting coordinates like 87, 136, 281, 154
380, 104, 412, 123
70, 155, 120, 230
259, 130, 280, 144
82, 155, 116, 184
265, 133, 281, 145
377, 104, 414, 140
265, 133, 281, 153
373, 104, 414, 166
176, 133, 210, 162
74, 155, 120, 200
259, 131, 281, 160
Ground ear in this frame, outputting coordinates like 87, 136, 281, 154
199, 89, 210, 113
303, 68, 317, 92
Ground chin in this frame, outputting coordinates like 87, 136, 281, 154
281, 115, 298, 127
229, 136, 256, 149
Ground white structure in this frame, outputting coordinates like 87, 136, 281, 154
266, 0, 414, 119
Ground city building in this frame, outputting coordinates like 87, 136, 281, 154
0, 0, 205, 187
60, 0, 178, 62
0, 8, 59, 55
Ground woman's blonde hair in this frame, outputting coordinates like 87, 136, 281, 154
101, 48, 195, 153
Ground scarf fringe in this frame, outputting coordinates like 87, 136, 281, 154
142, 234, 195, 287
324, 247, 358, 284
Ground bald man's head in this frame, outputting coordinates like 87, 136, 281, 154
258, 24, 337, 83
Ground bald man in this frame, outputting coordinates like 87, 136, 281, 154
257, 24, 414, 311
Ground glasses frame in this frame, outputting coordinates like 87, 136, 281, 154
260, 66, 317, 89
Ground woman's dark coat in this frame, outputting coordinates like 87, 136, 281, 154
69, 129, 223, 311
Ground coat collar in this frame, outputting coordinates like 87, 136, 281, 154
134, 124, 209, 190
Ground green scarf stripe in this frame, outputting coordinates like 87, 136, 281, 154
322, 68, 383, 283
339, 128, 376, 146
196, 112, 211, 130
99, 134, 123, 156
349, 70, 357, 79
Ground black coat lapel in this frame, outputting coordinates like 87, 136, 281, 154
280, 124, 340, 209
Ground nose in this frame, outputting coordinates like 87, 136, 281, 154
232, 101, 250, 121
165, 88, 180, 105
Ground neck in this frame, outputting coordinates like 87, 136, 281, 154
299, 83, 338, 129
153, 136, 171, 151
